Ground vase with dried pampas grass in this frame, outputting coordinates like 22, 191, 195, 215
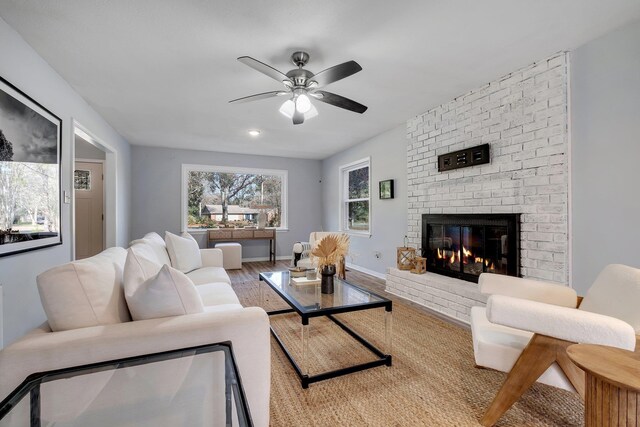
311, 234, 349, 294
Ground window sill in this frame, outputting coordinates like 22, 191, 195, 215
186, 227, 289, 233
341, 230, 371, 238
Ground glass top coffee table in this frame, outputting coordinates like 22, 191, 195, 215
258, 270, 392, 388
0, 341, 252, 426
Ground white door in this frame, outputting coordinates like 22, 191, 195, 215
75, 162, 104, 259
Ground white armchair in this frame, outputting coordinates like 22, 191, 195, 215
471, 264, 640, 426
292, 232, 350, 278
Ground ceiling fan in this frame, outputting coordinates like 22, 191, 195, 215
229, 51, 367, 125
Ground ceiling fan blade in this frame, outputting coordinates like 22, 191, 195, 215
229, 91, 288, 104
292, 109, 305, 125
237, 56, 292, 85
312, 90, 368, 114
311, 61, 362, 88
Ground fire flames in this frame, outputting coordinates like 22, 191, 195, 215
436, 246, 495, 271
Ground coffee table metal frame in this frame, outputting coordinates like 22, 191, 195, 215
0, 341, 252, 426
258, 271, 392, 388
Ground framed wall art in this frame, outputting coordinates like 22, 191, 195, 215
0, 76, 62, 256
379, 179, 394, 200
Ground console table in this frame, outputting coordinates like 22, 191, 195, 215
208, 228, 276, 264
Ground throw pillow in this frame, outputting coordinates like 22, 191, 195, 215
124, 245, 163, 286
164, 231, 202, 273
124, 249, 204, 320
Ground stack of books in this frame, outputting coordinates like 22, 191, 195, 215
291, 276, 320, 286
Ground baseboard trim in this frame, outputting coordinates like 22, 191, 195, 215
345, 263, 386, 280
242, 255, 292, 262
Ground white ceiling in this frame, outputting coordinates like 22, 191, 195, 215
1, 1, 639, 160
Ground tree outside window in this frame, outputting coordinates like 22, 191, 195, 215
341, 159, 370, 233
184, 166, 286, 230
0, 128, 59, 233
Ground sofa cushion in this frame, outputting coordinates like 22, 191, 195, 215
37, 247, 131, 332
165, 231, 202, 273
129, 232, 171, 266
124, 254, 204, 321
204, 304, 244, 313
142, 231, 166, 247
186, 267, 231, 286
196, 282, 241, 306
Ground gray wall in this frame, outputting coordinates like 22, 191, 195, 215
321, 125, 407, 276
130, 146, 323, 259
0, 17, 131, 346
571, 19, 640, 294
75, 134, 106, 160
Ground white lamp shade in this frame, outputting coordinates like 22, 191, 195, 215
295, 94, 311, 113
279, 99, 295, 118
305, 103, 318, 119
279, 98, 318, 121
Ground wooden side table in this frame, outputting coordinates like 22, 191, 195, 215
567, 344, 640, 426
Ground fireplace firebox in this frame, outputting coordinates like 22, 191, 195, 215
421, 214, 520, 283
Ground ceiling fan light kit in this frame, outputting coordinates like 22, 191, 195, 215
230, 51, 367, 125
279, 99, 318, 121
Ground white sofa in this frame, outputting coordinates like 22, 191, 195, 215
0, 232, 270, 427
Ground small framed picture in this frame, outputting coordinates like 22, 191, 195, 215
379, 179, 394, 200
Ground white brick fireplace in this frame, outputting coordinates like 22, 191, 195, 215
387, 52, 569, 324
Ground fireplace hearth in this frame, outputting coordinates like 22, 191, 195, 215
422, 214, 520, 283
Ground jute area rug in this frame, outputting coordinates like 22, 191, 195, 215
233, 280, 584, 427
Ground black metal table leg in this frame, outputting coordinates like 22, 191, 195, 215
30, 386, 40, 427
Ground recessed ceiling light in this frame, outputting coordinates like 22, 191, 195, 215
248, 130, 261, 136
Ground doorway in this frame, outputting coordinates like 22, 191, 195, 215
74, 136, 105, 259
72, 121, 118, 260
75, 160, 104, 258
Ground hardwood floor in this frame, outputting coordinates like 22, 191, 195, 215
228, 260, 469, 329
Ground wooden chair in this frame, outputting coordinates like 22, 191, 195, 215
471, 264, 640, 426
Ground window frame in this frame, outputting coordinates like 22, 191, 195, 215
181, 164, 288, 233
338, 157, 371, 236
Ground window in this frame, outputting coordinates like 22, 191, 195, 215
74, 169, 91, 190
340, 158, 370, 234
182, 165, 287, 231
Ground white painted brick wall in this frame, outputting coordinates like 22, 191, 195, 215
386, 268, 487, 324
406, 52, 568, 283
397, 53, 569, 324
